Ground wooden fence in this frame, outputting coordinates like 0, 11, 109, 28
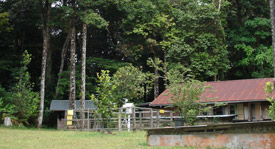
63, 107, 176, 131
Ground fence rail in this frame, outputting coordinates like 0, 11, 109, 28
62, 107, 176, 131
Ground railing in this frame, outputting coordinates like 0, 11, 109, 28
63, 107, 175, 131
62, 107, 238, 131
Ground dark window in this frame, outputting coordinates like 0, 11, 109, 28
213, 106, 224, 115
229, 105, 236, 114
251, 104, 255, 120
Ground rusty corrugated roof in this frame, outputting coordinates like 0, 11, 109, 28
150, 78, 275, 106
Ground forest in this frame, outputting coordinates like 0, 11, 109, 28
0, 0, 273, 127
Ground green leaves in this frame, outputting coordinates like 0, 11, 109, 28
265, 82, 275, 120
91, 70, 117, 120
0, 12, 12, 33
112, 65, 153, 103
81, 11, 108, 29
169, 79, 209, 125
1, 51, 39, 126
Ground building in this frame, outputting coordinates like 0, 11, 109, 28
150, 78, 274, 122
50, 100, 97, 129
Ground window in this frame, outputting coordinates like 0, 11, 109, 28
251, 104, 255, 120
229, 105, 236, 114
213, 106, 224, 115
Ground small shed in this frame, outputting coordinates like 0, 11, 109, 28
50, 100, 97, 129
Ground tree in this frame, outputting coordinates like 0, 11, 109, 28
264, 82, 275, 119
112, 65, 153, 103
118, 0, 175, 99
167, 0, 229, 81
37, 0, 51, 128
168, 79, 210, 126
0, 12, 12, 33
55, 29, 71, 98
80, 23, 87, 128
69, 0, 77, 109
9, 51, 39, 126
91, 70, 117, 125
270, 0, 275, 86
226, 0, 271, 79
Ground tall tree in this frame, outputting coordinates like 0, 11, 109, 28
270, 0, 275, 87
69, 0, 76, 109
80, 23, 87, 127
225, 0, 271, 79
55, 29, 71, 98
37, 0, 51, 128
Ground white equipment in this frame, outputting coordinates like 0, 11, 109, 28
122, 102, 135, 132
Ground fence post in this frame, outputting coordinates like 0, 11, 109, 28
133, 107, 136, 131
118, 108, 122, 131
64, 110, 67, 130
156, 109, 160, 128
139, 111, 142, 130
88, 109, 90, 131
93, 114, 96, 130
170, 111, 173, 127
150, 108, 153, 128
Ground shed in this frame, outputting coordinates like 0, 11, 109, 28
50, 100, 97, 129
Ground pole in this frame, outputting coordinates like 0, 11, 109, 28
118, 108, 122, 131
150, 108, 153, 128
127, 114, 130, 132
133, 107, 136, 131
156, 109, 159, 128
170, 111, 173, 127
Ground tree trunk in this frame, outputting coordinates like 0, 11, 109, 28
69, 0, 76, 110
270, 0, 275, 87
154, 57, 159, 99
55, 29, 71, 98
37, 0, 51, 128
163, 50, 168, 86
46, 40, 52, 85
80, 23, 87, 128
69, 24, 76, 109
218, 0, 222, 12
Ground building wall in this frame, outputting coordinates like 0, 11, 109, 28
147, 122, 275, 148
236, 101, 270, 121
237, 103, 244, 120
147, 133, 275, 148
255, 102, 261, 120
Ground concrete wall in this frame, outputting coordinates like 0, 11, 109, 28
147, 133, 275, 149
147, 121, 275, 148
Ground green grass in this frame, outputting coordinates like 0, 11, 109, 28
0, 127, 187, 149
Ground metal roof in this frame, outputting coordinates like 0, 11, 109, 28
150, 78, 275, 106
50, 100, 97, 111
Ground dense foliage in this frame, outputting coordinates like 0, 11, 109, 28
169, 79, 211, 125
0, 0, 274, 126
265, 82, 275, 119
0, 51, 39, 126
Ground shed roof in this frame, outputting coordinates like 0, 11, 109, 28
150, 78, 275, 106
50, 100, 97, 111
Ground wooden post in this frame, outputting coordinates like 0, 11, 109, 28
156, 109, 160, 128
139, 111, 142, 130
133, 107, 136, 131
150, 108, 153, 128
170, 111, 173, 127
64, 110, 67, 130
88, 109, 90, 131
118, 108, 122, 131
93, 113, 96, 130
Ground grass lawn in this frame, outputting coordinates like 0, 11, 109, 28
0, 127, 186, 149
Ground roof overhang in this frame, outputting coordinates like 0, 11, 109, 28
50, 100, 97, 111
150, 99, 269, 107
